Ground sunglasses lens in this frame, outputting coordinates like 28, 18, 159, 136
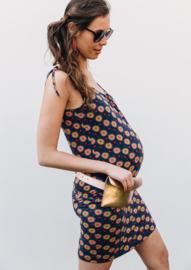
94, 31, 105, 43
106, 29, 113, 40
94, 29, 113, 42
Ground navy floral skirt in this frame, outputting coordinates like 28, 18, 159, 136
72, 173, 156, 263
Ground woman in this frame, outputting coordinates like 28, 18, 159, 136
37, 0, 170, 269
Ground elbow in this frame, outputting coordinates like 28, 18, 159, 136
38, 159, 44, 166
37, 152, 48, 166
38, 155, 46, 166
37, 149, 56, 166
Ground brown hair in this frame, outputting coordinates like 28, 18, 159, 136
45, 0, 111, 112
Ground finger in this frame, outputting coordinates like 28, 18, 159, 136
126, 179, 134, 192
133, 177, 143, 189
132, 179, 136, 190
122, 180, 128, 193
134, 177, 142, 182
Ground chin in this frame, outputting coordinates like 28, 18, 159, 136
87, 55, 99, 60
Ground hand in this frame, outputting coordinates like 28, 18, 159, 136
104, 163, 142, 193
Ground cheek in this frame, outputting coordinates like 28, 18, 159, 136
77, 36, 94, 55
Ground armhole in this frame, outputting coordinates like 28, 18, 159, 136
44, 66, 62, 98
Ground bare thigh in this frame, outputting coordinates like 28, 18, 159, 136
78, 258, 113, 270
135, 227, 170, 270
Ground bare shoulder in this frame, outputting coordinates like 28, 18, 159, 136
44, 69, 70, 101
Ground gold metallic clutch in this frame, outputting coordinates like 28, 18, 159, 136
75, 172, 142, 209
101, 176, 142, 208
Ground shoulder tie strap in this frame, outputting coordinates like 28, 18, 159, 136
44, 66, 61, 98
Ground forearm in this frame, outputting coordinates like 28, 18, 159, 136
39, 150, 109, 174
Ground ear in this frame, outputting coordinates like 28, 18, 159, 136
68, 22, 81, 37
68, 22, 77, 35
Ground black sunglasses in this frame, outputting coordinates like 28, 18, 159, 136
84, 27, 114, 43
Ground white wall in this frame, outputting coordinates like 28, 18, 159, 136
1, 0, 191, 269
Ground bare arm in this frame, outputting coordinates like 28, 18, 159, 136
36, 69, 108, 174
39, 150, 108, 174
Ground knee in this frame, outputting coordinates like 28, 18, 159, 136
160, 246, 170, 268
147, 246, 170, 270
